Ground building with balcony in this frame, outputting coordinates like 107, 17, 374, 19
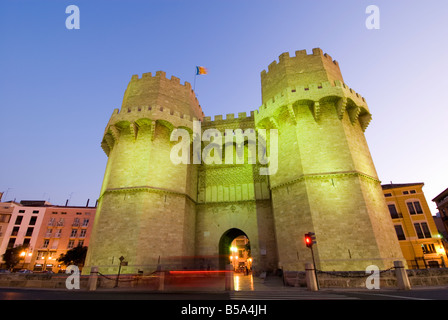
0, 200, 96, 272
382, 183, 447, 268
31, 205, 96, 272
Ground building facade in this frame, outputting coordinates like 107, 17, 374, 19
433, 187, 448, 236
84, 48, 404, 275
0, 202, 15, 255
382, 183, 447, 268
31, 205, 96, 272
0, 201, 96, 272
0, 201, 48, 269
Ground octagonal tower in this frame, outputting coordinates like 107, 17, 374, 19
255, 48, 404, 271
84, 71, 203, 274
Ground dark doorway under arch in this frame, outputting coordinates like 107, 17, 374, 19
218, 228, 250, 270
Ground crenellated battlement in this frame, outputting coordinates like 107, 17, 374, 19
260, 48, 344, 105
123, 71, 204, 121
202, 111, 255, 124
262, 48, 339, 76
129, 71, 194, 92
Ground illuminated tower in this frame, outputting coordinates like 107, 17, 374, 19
254, 48, 404, 271
85, 48, 405, 276
84, 71, 203, 274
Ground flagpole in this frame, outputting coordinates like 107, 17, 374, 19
193, 72, 197, 92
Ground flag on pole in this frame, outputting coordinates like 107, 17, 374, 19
196, 66, 208, 75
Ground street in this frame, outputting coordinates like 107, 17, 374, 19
1, 286, 448, 300
0, 286, 445, 319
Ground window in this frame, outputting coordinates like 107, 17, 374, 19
394, 225, 406, 240
18, 210, 25, 213
414, 222, 431, 239
42, 239, 49, 248
15, 215, 23, 225
68, 240, 75, 249
57, 218, 65, 226
428, 261, 440, 268
23, 238, 31, 247
7, 237, 16, 248
421, 222, 431, 238
11, 226, 19, 236
79, 229, 87, 238
403, 191, 409, 195
414, 223, 424, 238
25, 227, 33, 237
384, 193, 392, 197
48, 218, 55, 226
82, 218, 89, 227
407, 201, 424, 215
70, 229, 77, 238
32, 210, 39, 214
410, 190, 416, 194
73, 218, 80, 227
388, 204, 399, 219
78, 240, 84, 247
422, 244, 436, 254
29, 216, 37, 226
414, 201, 423, 214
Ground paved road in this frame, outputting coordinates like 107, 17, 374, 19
1, 286, 446, 319
1, 286, 448, 300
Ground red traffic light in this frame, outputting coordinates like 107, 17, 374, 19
304, 232, 316, 248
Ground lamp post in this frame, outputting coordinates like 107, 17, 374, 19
114, 256, 125, 288
19, 247, 33, 269
20, 251, 26, 268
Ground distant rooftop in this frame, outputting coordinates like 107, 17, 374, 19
19, 199, 97, 208
381, 182, 424, 190
19, 200, 53, 207
432, 187, 448, 203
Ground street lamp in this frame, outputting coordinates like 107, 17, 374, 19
114, 256, 126, 288
20, 251, 26, 268
20, 248, 33, 269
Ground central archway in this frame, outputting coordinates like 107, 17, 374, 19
218, 228, 250, 270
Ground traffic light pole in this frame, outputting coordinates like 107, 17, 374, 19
309, 245, 319, 290
305, 232, 319, 290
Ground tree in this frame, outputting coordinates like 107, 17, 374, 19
57, 245, 88, 267
2, 245, 27, 271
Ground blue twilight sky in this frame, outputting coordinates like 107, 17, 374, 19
0, 1, 447, 212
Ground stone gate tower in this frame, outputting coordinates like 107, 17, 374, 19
84, 48, 404, 275
254, 48, 403, 271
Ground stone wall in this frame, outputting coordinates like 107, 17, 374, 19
284, 268, 448, 288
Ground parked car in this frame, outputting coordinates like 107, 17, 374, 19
17, 269, 33, 274
0, 269, 11, 274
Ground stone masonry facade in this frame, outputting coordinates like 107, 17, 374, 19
83, 48, 405, 275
